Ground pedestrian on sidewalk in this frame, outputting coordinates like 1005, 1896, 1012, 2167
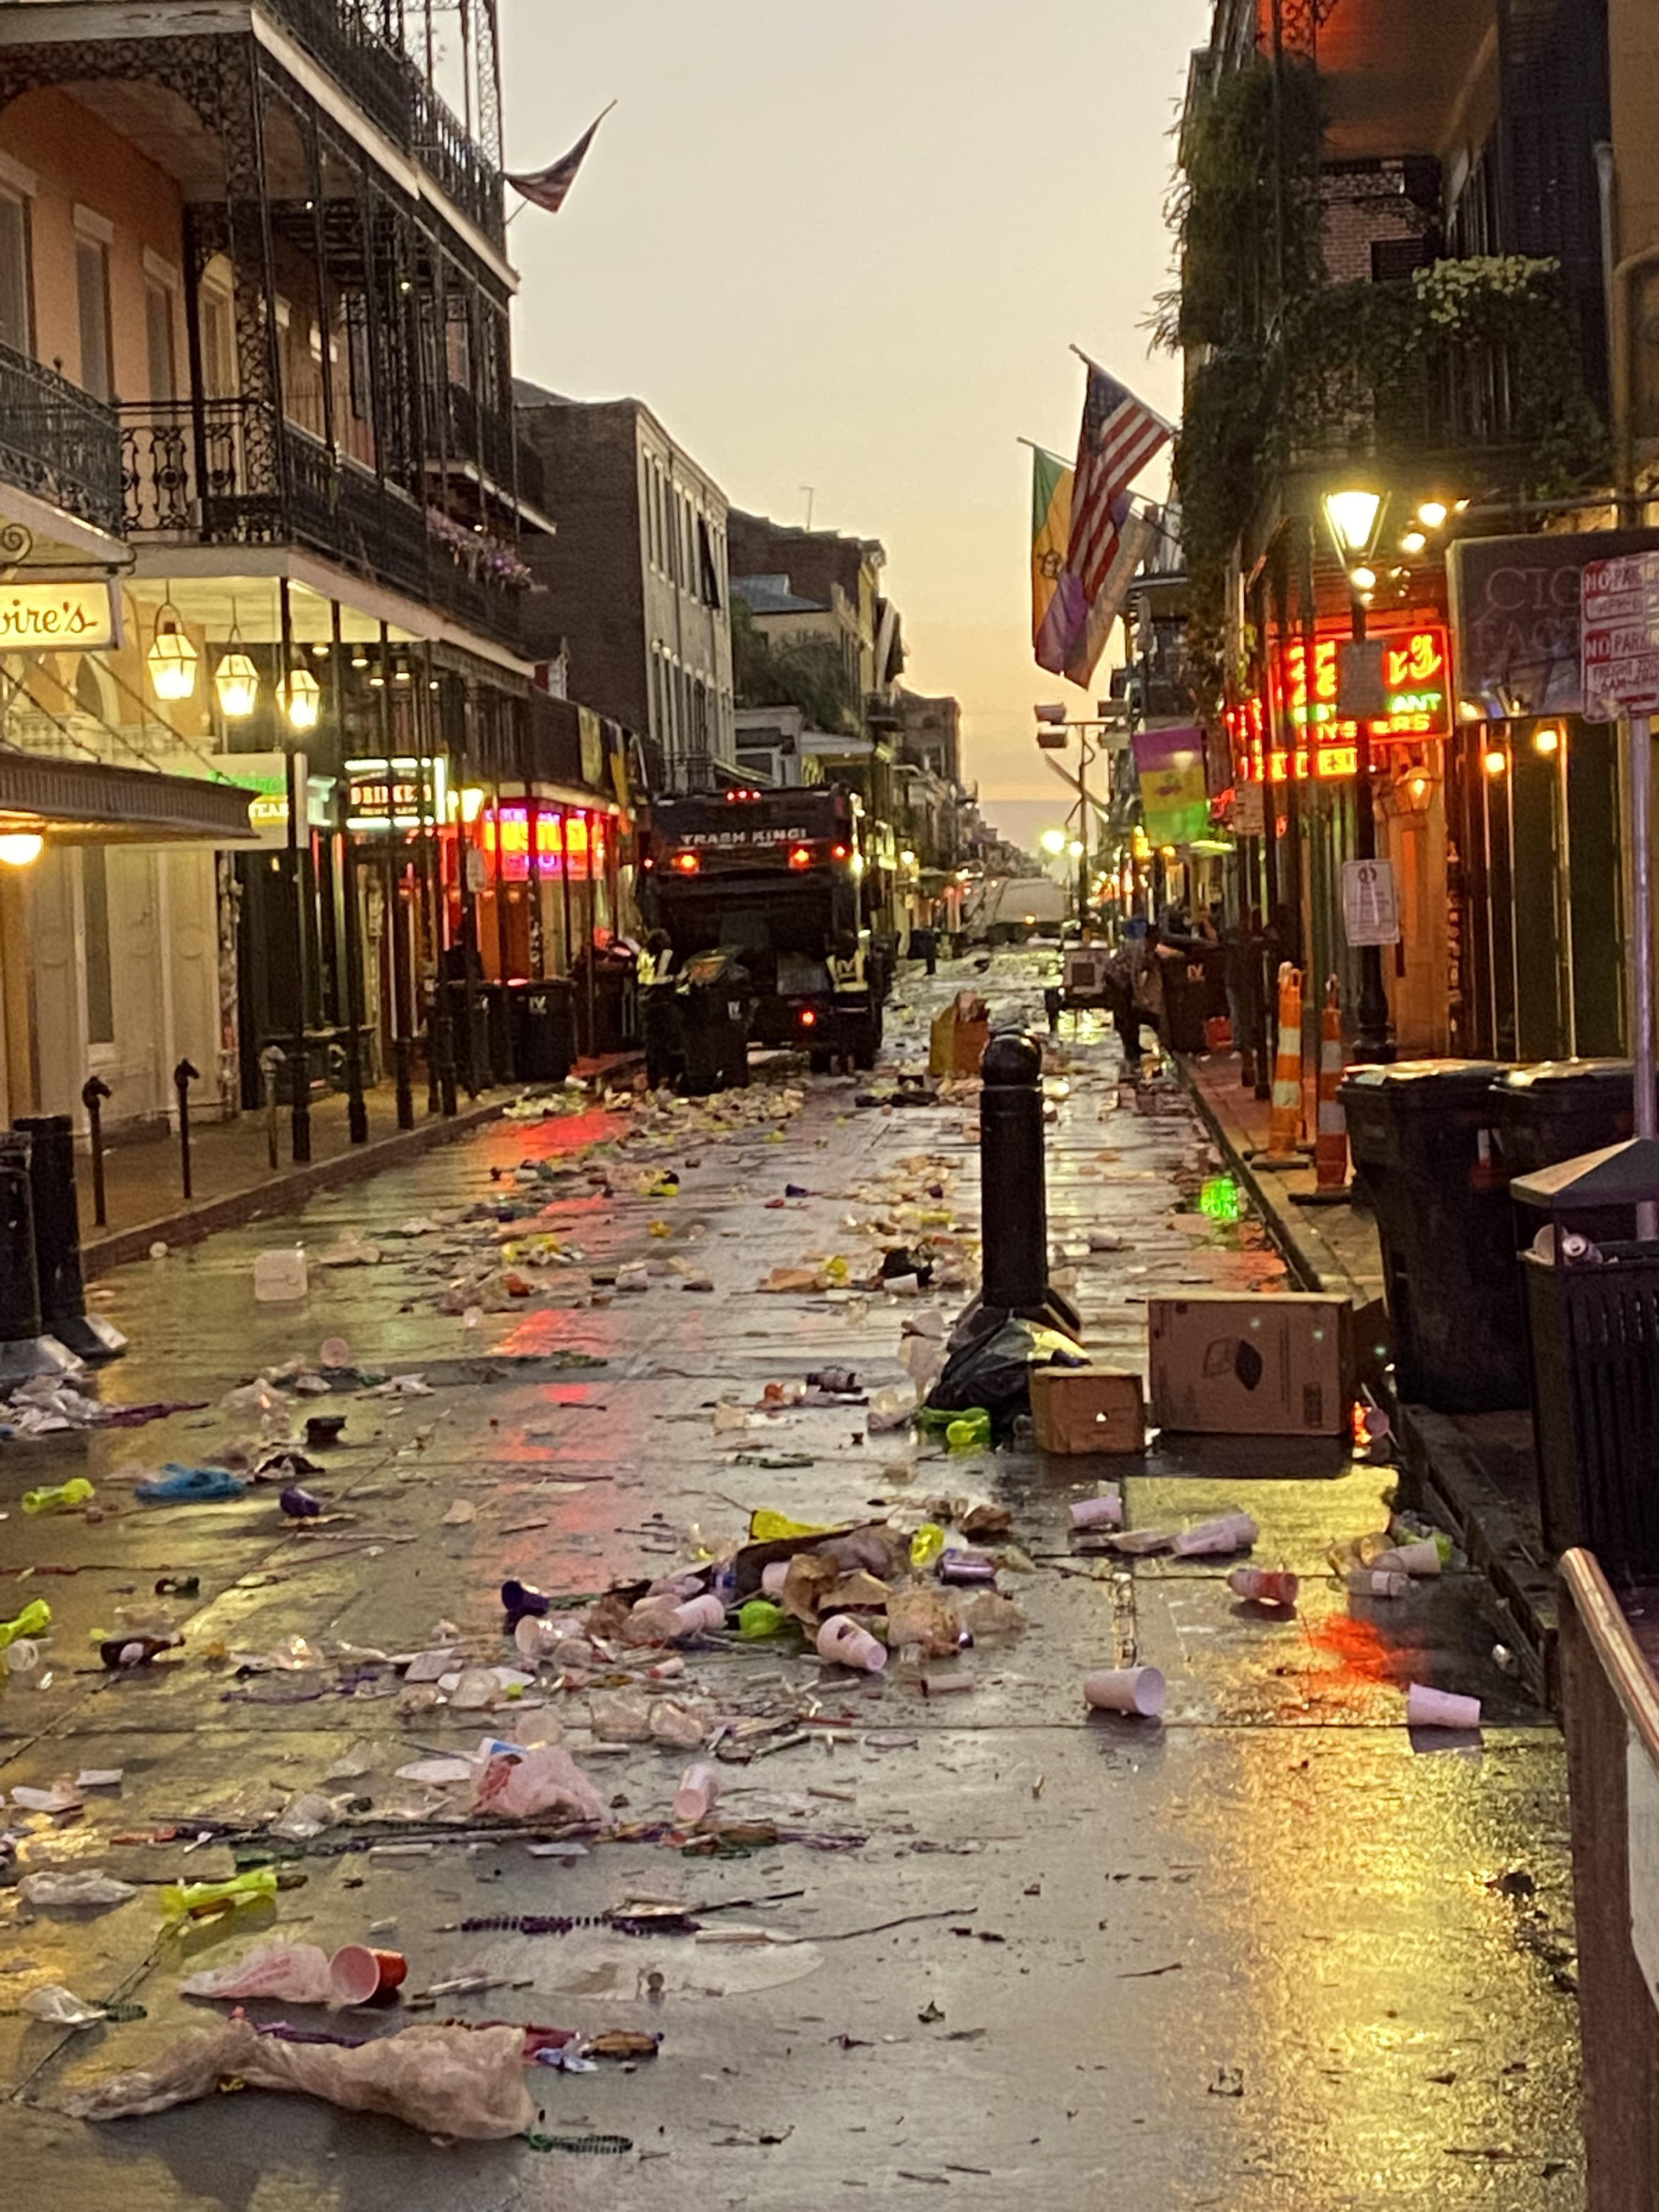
1103, 923, 1165, 1073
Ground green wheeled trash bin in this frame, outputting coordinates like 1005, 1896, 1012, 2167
1339, 1059, 1522, 1413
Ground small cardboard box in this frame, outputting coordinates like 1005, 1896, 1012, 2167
929, 992, 990, 1077
1030, 1367, 1146, 1455
1148, 1293, 1354, 1437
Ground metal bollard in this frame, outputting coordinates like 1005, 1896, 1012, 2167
393, 1035, 415, 1131
0, 1129, 76, 1385
936, 1029, 1082, 1392
259, 1045, 285, 1171
290, 1039, 312, 1166
432, 996, 459, 1119
13, 1113, 124, 1360
174, 1058, 199, 1199
81, 1073, 111, 1229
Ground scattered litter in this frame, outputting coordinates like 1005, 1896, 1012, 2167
22, 1984, 106, 2029
18, 1871, 137, 1909
1085, 1667, 1166, 1718
1406, 1684, 1482, 1733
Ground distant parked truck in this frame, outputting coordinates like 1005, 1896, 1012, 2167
964, 876, 1070, 945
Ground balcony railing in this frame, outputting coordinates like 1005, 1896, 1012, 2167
0, 339, 121, 537
121, 396, 521, 647
26, 0, 505, 248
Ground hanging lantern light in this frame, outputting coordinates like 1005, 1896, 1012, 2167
213, 599, 258, 720
281, 666, 321, 732
146, 601, 199, 702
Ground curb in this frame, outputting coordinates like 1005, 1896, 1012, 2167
82, 1095, 511, 1276
1170, 1056, 1355, 1299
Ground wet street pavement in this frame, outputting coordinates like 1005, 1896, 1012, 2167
1, 956, 1581, 2209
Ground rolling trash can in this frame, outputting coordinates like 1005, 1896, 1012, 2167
1513, 1137, 1659, 1573
505, 979, 575, 1083
1339, 1059, 1523, 1412
1491, 1060, 1634, 1245
677, 952, 753, 1098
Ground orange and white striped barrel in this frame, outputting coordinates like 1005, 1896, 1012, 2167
1313, 975, 1348, 1192
1267, 963, 1304, 1155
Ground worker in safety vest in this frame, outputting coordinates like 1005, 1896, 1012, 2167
638, 930, 680, 1086
830, 932, 866, 997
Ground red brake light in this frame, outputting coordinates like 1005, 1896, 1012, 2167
832, 843, 848, 860
800, 1008, 817, 1027
671, 851, 700, 874
789, 845, 813, 869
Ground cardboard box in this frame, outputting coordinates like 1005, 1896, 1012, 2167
1030, 1367, 1146, 1455
929, 991, 990, 1077
1148, 1293, 1355, 1437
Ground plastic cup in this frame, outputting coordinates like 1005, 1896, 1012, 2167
760, 1561, 790, 1597
1173, 1511, 1260, 1558
673, 1761, 720, 1824
1376, 1539, 1441, 1579
1406, 1683, 1481, 1731
1085, 1666, 1166, 1717
1347, 1568, 1410, 1599
330, 1945, 407, 2005
817, 1613, 887, 1673
1227, 1567, 1300, 1607
672, 1594, 726, 1638
1070, 1493, 1124, 1531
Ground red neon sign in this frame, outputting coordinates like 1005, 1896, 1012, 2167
478, 807, 606, 881
1271, 625, 1452, 744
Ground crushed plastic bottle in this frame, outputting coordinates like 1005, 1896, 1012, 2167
0, 1599, 51, 1651
909, 1522, 947, 1572
1347, 1567, 1410, 1599
159, 1867, 279, 1923
945, 1409, 993, 1453
21, 1477, 94, 1516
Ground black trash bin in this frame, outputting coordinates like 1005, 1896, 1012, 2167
678, 953, 753, 1097
1491, 1061, 1634, 1245
1339, 1059, 1523, 1412
505, 979, 575, 1083
573, 947, 637, 1057
1513, 1139, 1659, 1570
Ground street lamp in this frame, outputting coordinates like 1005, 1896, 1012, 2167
1322, 484, 1394, 1063
147, 602, 199, 702
1039, 828, 1069, 857
0, 831, 43, 867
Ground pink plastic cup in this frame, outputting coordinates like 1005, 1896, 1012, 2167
671, 1593, 726, 1638
816, 1613, 887, 1672
1406, 1683, 1481, 1731
672, 1761, 720, 1824
329, 1944, 400, 2006
1084, 1666, 1166, 1717
1070, 1493, 1124, 1531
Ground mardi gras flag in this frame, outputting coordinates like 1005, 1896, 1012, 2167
1031, 445, 1088, 678
1132, 724, 1211, 849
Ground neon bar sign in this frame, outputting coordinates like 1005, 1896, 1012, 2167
1273, 626, 1453, 742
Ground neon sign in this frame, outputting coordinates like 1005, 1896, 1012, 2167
478, 805, 604, 880
1273, 626, 1452, 743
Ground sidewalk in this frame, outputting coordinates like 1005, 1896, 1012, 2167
75, 1056, 641, 1276
1179, 1047, 1562, 1702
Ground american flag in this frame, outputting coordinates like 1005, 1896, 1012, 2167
507, 104, 615, 216
1067, 365, 1171, 603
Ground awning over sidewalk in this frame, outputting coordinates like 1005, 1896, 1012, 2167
0, 752, 255, 843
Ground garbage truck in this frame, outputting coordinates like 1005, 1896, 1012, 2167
639, 785, 885, 1070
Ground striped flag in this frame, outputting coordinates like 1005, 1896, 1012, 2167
507, 103, 615, 215
1068, 363, 1172, 603
1031, 446, 1088, 676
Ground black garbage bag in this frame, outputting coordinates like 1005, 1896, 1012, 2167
927, 1317, 1086, 1419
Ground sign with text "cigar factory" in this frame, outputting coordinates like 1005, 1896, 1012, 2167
0, 579, 117, 650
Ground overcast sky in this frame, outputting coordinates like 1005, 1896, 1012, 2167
501, 1, 1212, 843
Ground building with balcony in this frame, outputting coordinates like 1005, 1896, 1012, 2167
0, 0, 563, 1133
514, 383, 735, 795
1175, 0, 1634, 1062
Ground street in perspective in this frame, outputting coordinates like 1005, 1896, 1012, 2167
1, 2, 1658, 2208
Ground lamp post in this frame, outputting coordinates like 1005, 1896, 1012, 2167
1035, 705, 1122, 927
1321, 488, 1394, 1064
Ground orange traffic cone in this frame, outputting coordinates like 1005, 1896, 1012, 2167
1260, 962, 1305, 1165
1309, 977, 1349, 1196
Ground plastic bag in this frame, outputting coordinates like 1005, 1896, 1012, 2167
179, 1941, 335, 2006
648, 1699, 709, 1750
159, 1867, 279, 1923
63, 2018, 535, 2138
22, 1983, 105, 2029
471, 1742, 607, 1823
588, 1691, 652, 1743
18, 1870, 137, 1910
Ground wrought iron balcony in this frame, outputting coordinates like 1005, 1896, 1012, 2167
121, 396, 522, 647
0, 339, 121, 537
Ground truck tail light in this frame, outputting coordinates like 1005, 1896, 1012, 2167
799, 1008, 817, 1028
671, 851, 700, 874
789, 845, 813, 869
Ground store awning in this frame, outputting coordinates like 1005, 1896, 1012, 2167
0, 753, 255, 843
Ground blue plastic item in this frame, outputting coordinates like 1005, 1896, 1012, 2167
134, 1463, 248, 1504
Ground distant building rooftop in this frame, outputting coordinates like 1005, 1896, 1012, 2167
731, 573, 829, 616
